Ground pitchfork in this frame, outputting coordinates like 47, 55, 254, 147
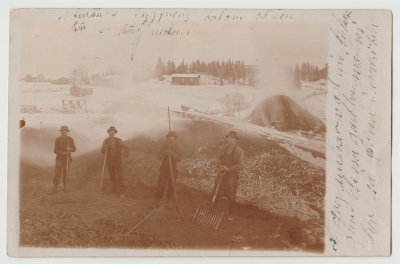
192, 172, 225, 230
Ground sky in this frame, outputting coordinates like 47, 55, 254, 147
13, 9, 329, 79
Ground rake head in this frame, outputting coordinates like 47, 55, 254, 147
192, 205, 224, 230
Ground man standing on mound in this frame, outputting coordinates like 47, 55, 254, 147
154, 130, 181, 209
51, 126, 76, 194
101, 126, 129, 197
213, 130, 244, 221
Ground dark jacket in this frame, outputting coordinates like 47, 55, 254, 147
101, 137, 128, 162
217, 144, 244, 173
54, 136, 76, 160
158, 140, 181, 174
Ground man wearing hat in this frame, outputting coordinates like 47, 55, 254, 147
101, 126, 129, 197
52, 126, 76, 194
154, 130, 181, 209
213, 130, 244, 221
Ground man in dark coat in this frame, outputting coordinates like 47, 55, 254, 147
101, 126, 129, 197
51, 126, 76, 194
213, 130, 244, 221
154, 130, 181, 209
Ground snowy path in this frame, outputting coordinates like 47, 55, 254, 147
171, 109, 325, 156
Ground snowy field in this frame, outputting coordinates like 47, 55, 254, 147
18, 78, 326, 162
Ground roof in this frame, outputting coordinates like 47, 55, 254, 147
70, 85, 95, 90
171, 74, 200, 78
29, 74, 43, 78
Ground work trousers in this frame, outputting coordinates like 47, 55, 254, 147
107, 160, 123, 195
54, 156, 71, 189
212, 172, 239, 215
155, 167, 177, 201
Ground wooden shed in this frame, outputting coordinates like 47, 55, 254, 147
171, 74, 200, 85
70, 85, 93, 97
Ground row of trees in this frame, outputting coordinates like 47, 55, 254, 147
71, 66, 118, 86
155, 58, 253, 85
293, 63, 328, 87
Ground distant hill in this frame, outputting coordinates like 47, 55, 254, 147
248, 95, 326, 133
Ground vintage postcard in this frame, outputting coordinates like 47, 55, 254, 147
7, 8, 392, 256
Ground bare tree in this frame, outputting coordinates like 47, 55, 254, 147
223, 92, 247, 118
70, 65, 89, 86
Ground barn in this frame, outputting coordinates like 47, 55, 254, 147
51, 77, 70, 85
22, 74, 46, 82
171, 74, 200, 85
70, 85, 94, 97
20, 105, 39, 113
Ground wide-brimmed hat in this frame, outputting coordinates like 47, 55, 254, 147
166, 130, 177, 138
59, 126, 70, 132
226, 130, 239, 140
107, 126, 118, 133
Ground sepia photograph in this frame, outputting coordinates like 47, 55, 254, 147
7, 8, 392, 257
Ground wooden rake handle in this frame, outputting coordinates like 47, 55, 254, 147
126, 208, 158, 235
99, 147, 108, 198
168, 153, 179, 211
211, 172, 225, 209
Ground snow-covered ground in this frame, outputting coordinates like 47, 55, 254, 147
295, 80, 327, 122
18, 77, 326, 162
19, 79, 257, 143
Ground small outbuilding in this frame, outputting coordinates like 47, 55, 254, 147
70, 85, 93, 97
20, 105, 39, 113
51, 77, 70, 85
171, 74, 200, 85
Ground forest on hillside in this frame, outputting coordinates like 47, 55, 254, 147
155, 58, 328, 88
155, 58, 256, 85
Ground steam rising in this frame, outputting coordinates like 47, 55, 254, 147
18, 19, 329, 166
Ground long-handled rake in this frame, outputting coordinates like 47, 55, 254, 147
167, 106, 179, 213
115, 161, 175, 241
66, 140, 70, 187
115, 107, 180, 239
192, 173, 225, 230
87, 146, 110, 205
99, 146, 108, 198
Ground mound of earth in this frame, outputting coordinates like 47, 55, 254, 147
248, 95, 326, 133
19, 120, 325, 252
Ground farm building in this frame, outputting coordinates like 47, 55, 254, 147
171, 74, 200, 85
20, 105, 39, 113
160, 75, 172, 82
22, 74, 46, 82
51, 77, 70, 85
70, 85, 94, 97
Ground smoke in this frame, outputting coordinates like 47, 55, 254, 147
19, 105, 183, 167
19, 117, 207, 168
253, 60, 297, 105
249, 22, 329, 107
20, 128, 56, 167
20, 126, 100, 167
